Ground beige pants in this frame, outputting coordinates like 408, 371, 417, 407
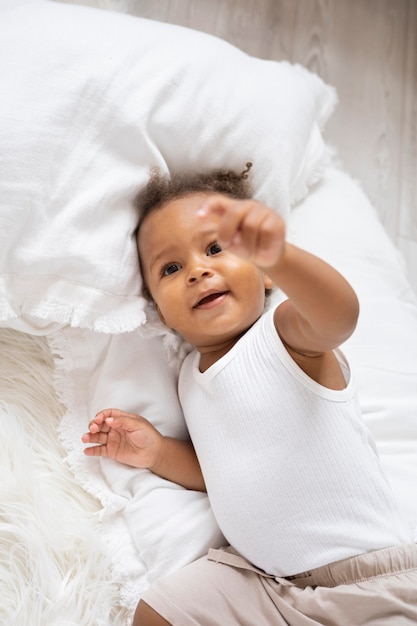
141, 543, 417, 625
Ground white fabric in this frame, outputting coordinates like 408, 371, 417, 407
50, 325, 224, 612
288, 166, 417, 537
53, 165, 417, 606
0, 328, 128, 626
0, 0, 335, 333
179, 307, 411, 577
1, 164, 416, 625
1, 0, 416, 610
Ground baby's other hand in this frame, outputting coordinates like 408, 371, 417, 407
81, 408, 163, 470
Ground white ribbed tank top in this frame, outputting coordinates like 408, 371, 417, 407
179, 307, 410, 576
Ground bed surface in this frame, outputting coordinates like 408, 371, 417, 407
1, 2, 416, 625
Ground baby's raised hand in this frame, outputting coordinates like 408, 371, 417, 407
198, 195, 286, 270
81, 408, 163, 470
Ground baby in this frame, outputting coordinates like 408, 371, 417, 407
83, 166, 417, 626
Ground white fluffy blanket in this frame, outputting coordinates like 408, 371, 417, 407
0, 325, 224, 625
0, 329, 129, 626
0, 327, 223, 626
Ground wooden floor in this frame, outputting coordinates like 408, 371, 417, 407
56, 0, 417, 294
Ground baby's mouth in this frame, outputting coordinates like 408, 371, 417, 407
194, 291, 228, 309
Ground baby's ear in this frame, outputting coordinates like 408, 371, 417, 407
263, 274, 274, 290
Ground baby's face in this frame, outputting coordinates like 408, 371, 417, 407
138, 192, 268, 352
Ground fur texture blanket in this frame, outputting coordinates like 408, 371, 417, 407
0, 329, 129, 626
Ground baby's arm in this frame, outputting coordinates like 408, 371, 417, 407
82, 408, 205, 492
200, 195, 359, 356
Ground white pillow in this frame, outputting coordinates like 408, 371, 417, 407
0, 0, 336, 333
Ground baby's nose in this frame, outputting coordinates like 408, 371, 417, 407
187, 265, 212, 283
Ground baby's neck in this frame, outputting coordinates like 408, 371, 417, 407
196, 328, 250, 372
198, 343, 235, 372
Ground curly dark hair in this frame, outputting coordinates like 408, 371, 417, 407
134, 162, 253, 228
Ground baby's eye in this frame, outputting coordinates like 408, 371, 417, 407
162, 262, 181, 276
207, 242, 222, 256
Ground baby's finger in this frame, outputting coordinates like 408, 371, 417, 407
104, 414, 145, 432
251, 213, 286, 267
87, 419, 110, 434
82, 431, 108, 445
83, 444, 108, 458
234, 206, 272, 260
94, 408, 126, 421
89, 408, 129, 433
198, 195, 249, 245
